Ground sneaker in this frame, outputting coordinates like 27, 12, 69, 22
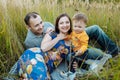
104, 54, 112, 59
89, 54, 111, 71
59, 71, 68, 78
89, 61, 99, 76
59, 71, 75, 79
89, 61, 98, 71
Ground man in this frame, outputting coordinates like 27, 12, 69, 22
24, 12, 54, 49
6, 12, 54, 80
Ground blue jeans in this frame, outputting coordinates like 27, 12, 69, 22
67, 48, 103, 62
85, 25, 118, 57
79, 48, 103, 60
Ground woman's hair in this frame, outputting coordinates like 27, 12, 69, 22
55, 13, 72, 34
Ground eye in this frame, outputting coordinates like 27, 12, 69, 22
78, 26, 82, 28
35, 24, 39, 27
74, 26, 77, 27
66, 21, 70, 24
40, 21, 42, 24
59, 22, 63, 24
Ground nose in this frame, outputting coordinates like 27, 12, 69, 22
38, 24, 43, 29
63, 23, 67, 27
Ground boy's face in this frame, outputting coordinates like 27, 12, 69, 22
73, 20, 86, 33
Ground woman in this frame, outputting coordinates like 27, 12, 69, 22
41, 13, 72, 52
41, 13, 72, 74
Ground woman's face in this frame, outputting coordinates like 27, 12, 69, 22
58, 16, 70, 34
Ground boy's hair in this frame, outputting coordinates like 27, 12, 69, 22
72, 12, 88, 24
24, 12, 39, 26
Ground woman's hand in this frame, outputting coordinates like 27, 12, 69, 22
57, 33, 66, 40
41, 33, 66, 52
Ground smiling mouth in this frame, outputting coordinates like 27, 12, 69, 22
62, 27, 69, 30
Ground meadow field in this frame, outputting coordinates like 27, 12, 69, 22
0, 0, 120, 79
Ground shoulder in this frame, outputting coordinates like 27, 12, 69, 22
24, 30, 38, 49
82, 31, 89, 39
82, 31, 88, 35
43, 22, 55, 33
24, 30, 36, 41
76, 31, 89, 39
44, 22, 54, 28
24, 39, 34, 49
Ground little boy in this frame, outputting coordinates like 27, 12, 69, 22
71, 12, 89, 56
68, 13, 111, 73
66, 12, 90, 72
65, 12, 89, 57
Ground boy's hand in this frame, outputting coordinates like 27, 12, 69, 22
72, 61, 78, 71
75, 50, 82, 56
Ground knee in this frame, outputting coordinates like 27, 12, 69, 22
91, 25, 104, 35
92, 25, 101, 31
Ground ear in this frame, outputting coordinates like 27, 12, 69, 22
26, 25, 31, 29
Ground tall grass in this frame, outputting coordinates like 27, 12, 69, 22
0, 0, 120, 79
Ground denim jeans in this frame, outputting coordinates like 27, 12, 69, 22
85, 25, 118, 57
80, 48, 104, 60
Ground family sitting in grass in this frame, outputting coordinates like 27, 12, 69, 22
7, 12, 119, 80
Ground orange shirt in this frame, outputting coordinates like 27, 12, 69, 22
67, 31, 89, 54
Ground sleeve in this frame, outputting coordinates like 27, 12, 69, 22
78, 31, 89, 53
24, 41, 32, 49
43, 22, 55, 33
24, 40, 35, 49
24, 37, 38, 49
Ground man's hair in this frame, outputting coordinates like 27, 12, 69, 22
72, 12, 88, 24
24, 12, 39, 26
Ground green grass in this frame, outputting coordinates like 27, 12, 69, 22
0, 0, 120, 79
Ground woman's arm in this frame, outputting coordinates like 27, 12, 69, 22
41, 33, 66, 52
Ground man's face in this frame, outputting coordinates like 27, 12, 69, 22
29, 15, 43, 35
73, 20, 86, 34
